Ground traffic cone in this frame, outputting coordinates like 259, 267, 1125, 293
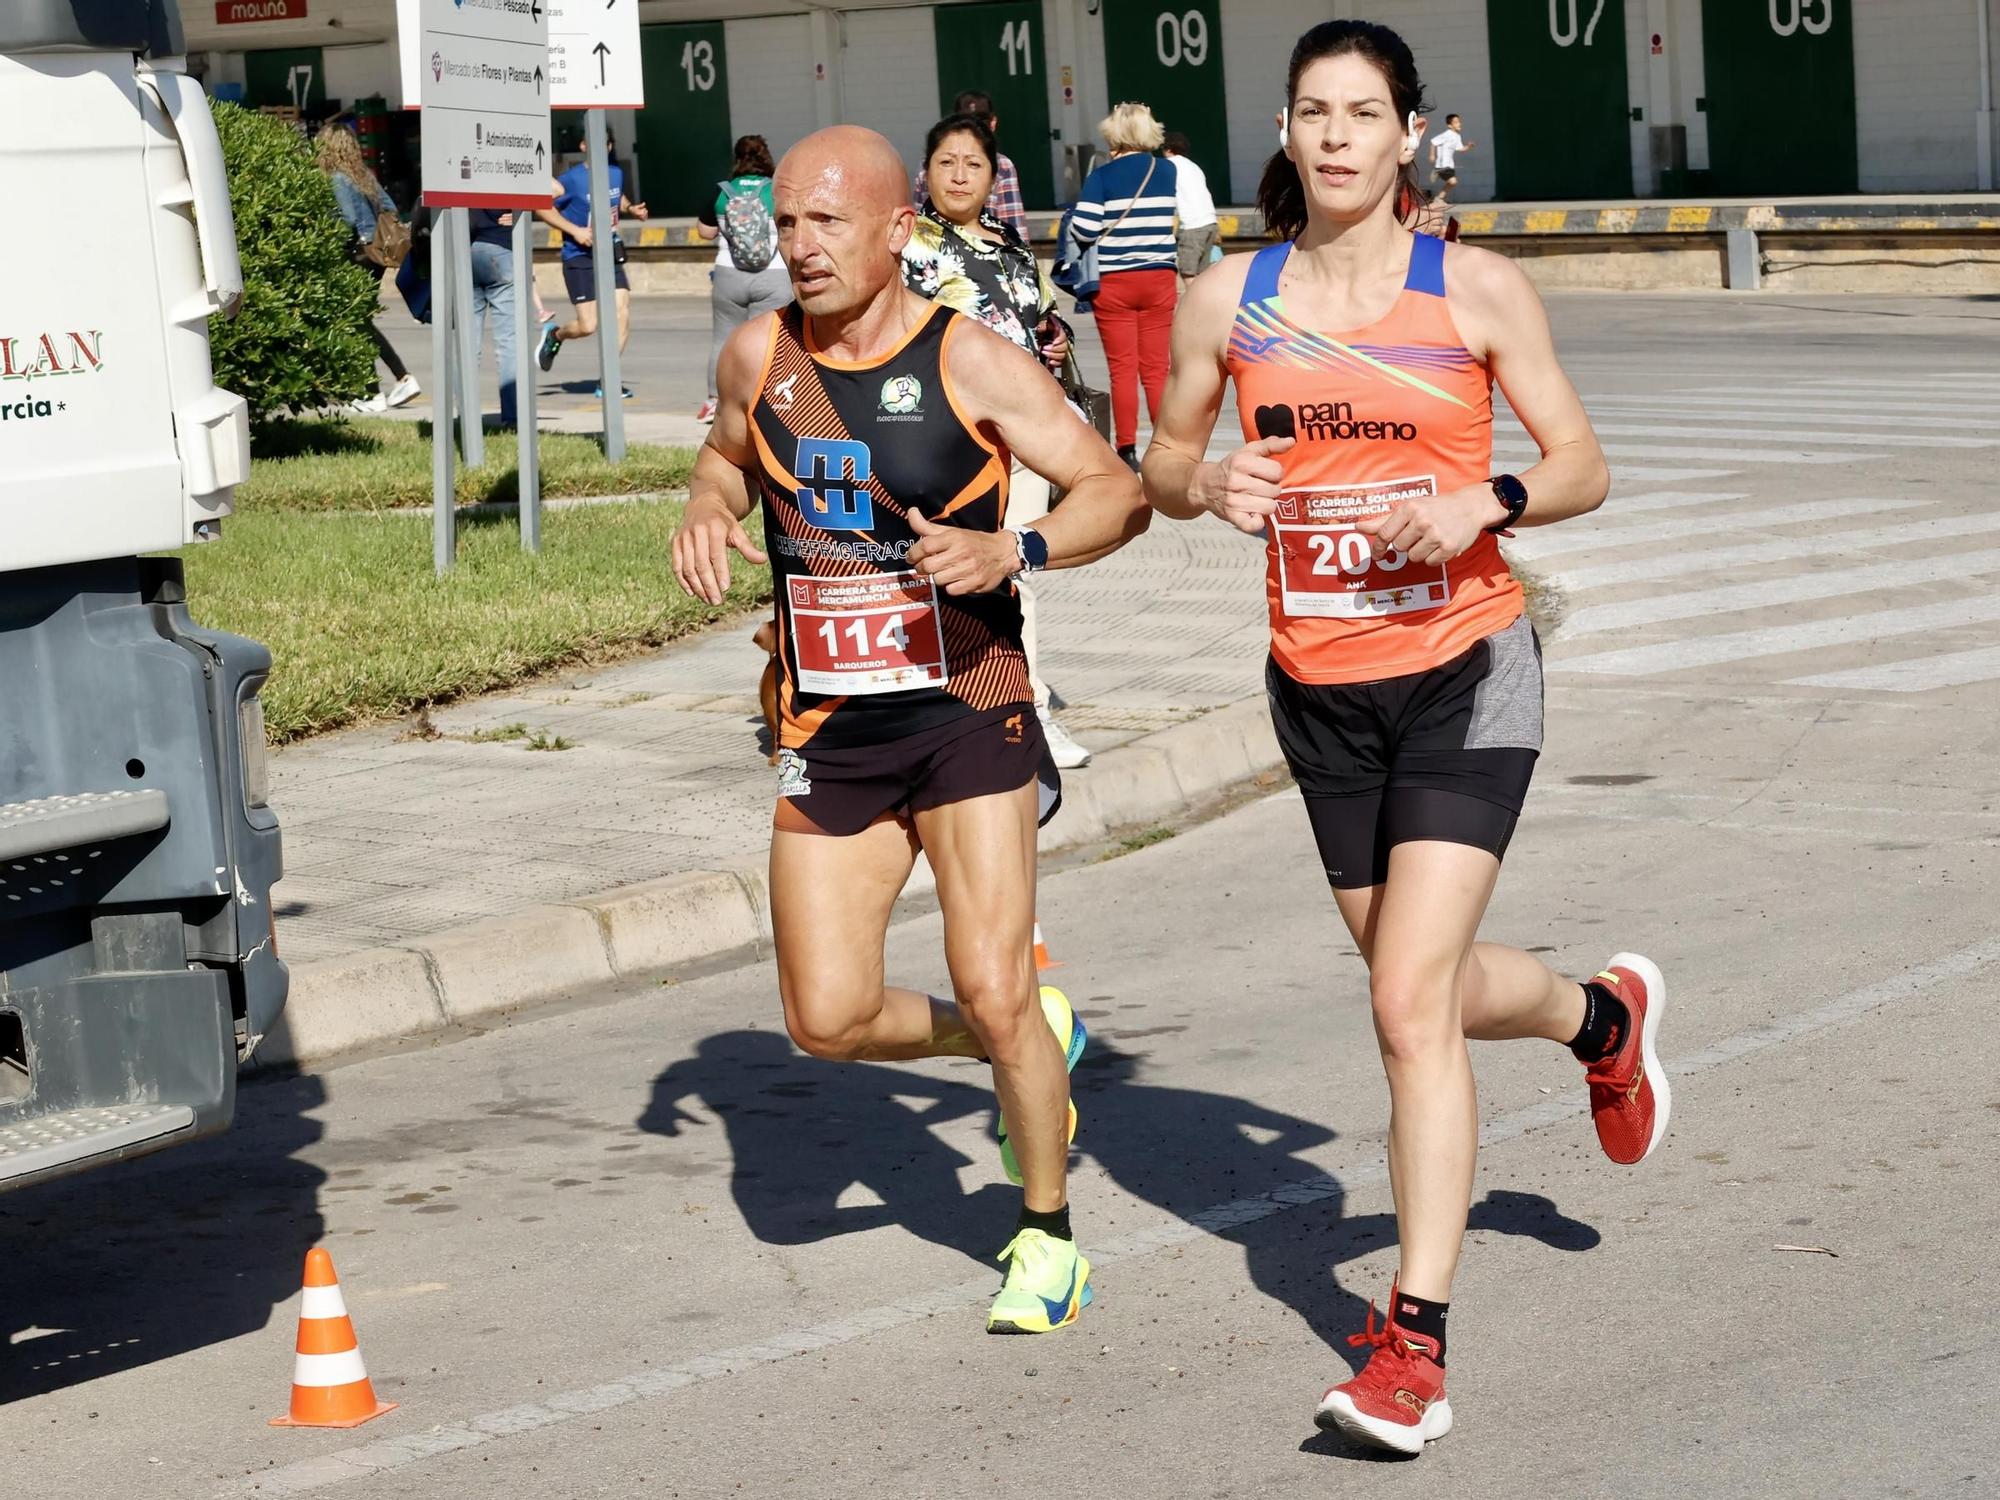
1032, 920, 1062, 972
270, 1248, 397, 1429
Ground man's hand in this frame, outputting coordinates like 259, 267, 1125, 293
628, 200, 650, 220
906, 509, 1019, 595
1187, 436, 1295, 534
570, 223, 595, 249
1353, 485, 1507, 565
672, 495, 768, 605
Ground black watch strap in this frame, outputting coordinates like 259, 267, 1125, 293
1484, 474, 1529, 534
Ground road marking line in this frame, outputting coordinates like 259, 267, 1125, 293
1607, 465, 1737, 483
1552, 592, 2000, 676
1536, 511, 2000, 591
1504, 497, 1924, 561
225, 935, 2000, 1496
1579, 397, 1999, 430
1495, 437, 1876, 466
1786, 642, 2000, 692
1594, 491, 1749, 515
1500, 420, 1993, 451
1553, 547, 2000, 639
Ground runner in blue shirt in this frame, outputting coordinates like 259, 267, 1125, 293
535, 155, 649, 396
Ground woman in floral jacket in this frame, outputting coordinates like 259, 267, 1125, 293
901, 112, 1090, 770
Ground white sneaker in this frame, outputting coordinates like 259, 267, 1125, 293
1039, 711, 1091, 769
385, 375, 422, 408
348, 393, 388, 414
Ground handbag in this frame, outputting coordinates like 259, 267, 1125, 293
1052, 157, 1157, 310
361, 200, 412, 268
1059, 349, 1112, 448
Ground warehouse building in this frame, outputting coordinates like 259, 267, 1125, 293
182, 1, 2000, 213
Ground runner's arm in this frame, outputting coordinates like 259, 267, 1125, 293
1451, 247, 1607, 528
907, 322, 1147, 594
1141, 262, 1295, 534
672, 317, 772, 604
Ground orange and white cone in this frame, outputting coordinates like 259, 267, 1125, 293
270, 1248, 397, 1429
1032, 920, 1061, 973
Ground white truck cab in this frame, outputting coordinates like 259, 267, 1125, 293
0, 0, 287, 1192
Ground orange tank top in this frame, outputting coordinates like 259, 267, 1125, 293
1226, 233, 1523, 685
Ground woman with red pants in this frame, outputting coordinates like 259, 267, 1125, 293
1070, 102, 1180, 470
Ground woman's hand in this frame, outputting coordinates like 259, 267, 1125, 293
1186, 437, 1295, 534
1353, 485, 1508, 565
1038, 319, 1070, 369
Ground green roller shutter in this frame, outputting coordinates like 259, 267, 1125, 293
1700, 0, 1856, 195
933, 0, 1055, 211
1101, 0, 1230, 201
1485, 0, 1632, 199
636, 22, 732, 217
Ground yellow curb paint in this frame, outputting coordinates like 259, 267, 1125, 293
1896, 217, 1939, 230
1216, 213, 1240, 237
1524, 209, 1568, 233
1454, 209, 1498, 234
1667, 205, 1713, 231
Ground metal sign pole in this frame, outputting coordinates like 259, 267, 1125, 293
514, 209, 541, 551
431, 218, 457, 575
585, 107, 626, 463
452, 208, 485, 469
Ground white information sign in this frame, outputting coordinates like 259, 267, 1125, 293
546, 0, 645, 110
417, 0, 553, 208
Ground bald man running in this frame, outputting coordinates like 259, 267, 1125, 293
673, 127, 1148, 1334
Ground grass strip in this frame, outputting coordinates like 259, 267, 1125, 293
238, 417, 697, 513
177, 499, 767, 743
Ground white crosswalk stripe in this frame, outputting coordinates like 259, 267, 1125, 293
1502, 420, 1993, 450
1591, 491, 1749, 514
1534, 511, 2000, 591
1494, 436, 1874, 466
1505, 497, 1923, 560
1554, 547, 2000, 639
1787, 645, 2000, 692
1581, 399, 1998, 432
1553, 594, 2000, 677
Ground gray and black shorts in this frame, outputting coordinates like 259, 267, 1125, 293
1265, 614, 1542, 888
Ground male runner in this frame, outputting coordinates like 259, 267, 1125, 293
672, 126, 1148, 1333
535, 151, 647, 395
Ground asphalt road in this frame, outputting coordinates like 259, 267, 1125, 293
5, 292, 1999, 1499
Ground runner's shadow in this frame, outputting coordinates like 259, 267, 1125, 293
638, 1029, 1012, 1264
0, 1071, 326, 1404
1073, 1043, 1599, 1373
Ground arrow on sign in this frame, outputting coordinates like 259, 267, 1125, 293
536, 141, 546, 169
533, 64, 543, 92
592, 40, 610, 85
530, 0, 542, 19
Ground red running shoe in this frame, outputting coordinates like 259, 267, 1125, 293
1314, 1285, 1452, 1455
1586, 952, 1672, 1164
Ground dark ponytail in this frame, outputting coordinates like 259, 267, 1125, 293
1256, 20, 1431, 242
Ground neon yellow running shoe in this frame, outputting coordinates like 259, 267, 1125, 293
998, 986, 1086, 1186
987, 1228, 1092, 1334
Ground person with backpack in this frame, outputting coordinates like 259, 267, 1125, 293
316, 123, 420, 411
695, 135, 790, 425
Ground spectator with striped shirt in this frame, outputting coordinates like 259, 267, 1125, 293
1070, 102, 1179, 467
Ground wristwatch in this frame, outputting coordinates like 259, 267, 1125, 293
1007, 524, 1050, 576
1484, 474, 1529, 535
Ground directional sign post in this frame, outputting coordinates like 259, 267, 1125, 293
417, 0, 553, 571
549, 0, 644, 462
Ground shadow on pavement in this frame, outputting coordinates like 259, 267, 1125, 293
0, 1073, 326, 1404
637, 1031, 1599, 1368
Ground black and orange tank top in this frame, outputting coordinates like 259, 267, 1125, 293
751, 301, 1030, 751
1226, 232, 1523, 685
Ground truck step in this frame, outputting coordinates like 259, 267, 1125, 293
0, 1103, 195, 1187
0, 789, 170, 864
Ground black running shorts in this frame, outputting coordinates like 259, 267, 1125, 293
772, 704, 1061, 838
1266, 615, 1542, 888
562, 259, 631, 304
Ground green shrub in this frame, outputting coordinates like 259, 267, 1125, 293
207, 102, 380, 428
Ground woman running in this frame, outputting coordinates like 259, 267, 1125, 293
1142, 19, 1670, 1455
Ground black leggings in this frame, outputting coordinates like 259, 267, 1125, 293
369, 321, 409, 381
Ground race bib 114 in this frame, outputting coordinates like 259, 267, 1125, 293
787, 571, 949, 695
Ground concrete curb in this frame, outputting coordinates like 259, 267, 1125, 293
259, 697, 1284, 1070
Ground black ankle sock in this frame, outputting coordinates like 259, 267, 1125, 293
1393, 1290, 1448, 1364
1569, 980, 1630, 1064
1016, 1202, 1072, 1241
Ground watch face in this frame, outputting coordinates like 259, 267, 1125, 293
1493, 474, 1528, 506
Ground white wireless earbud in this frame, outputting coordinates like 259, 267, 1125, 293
1405, 110, 1422, 154
1277, 107, 1289, 150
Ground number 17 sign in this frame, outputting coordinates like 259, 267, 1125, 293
547, 0, 645, 110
